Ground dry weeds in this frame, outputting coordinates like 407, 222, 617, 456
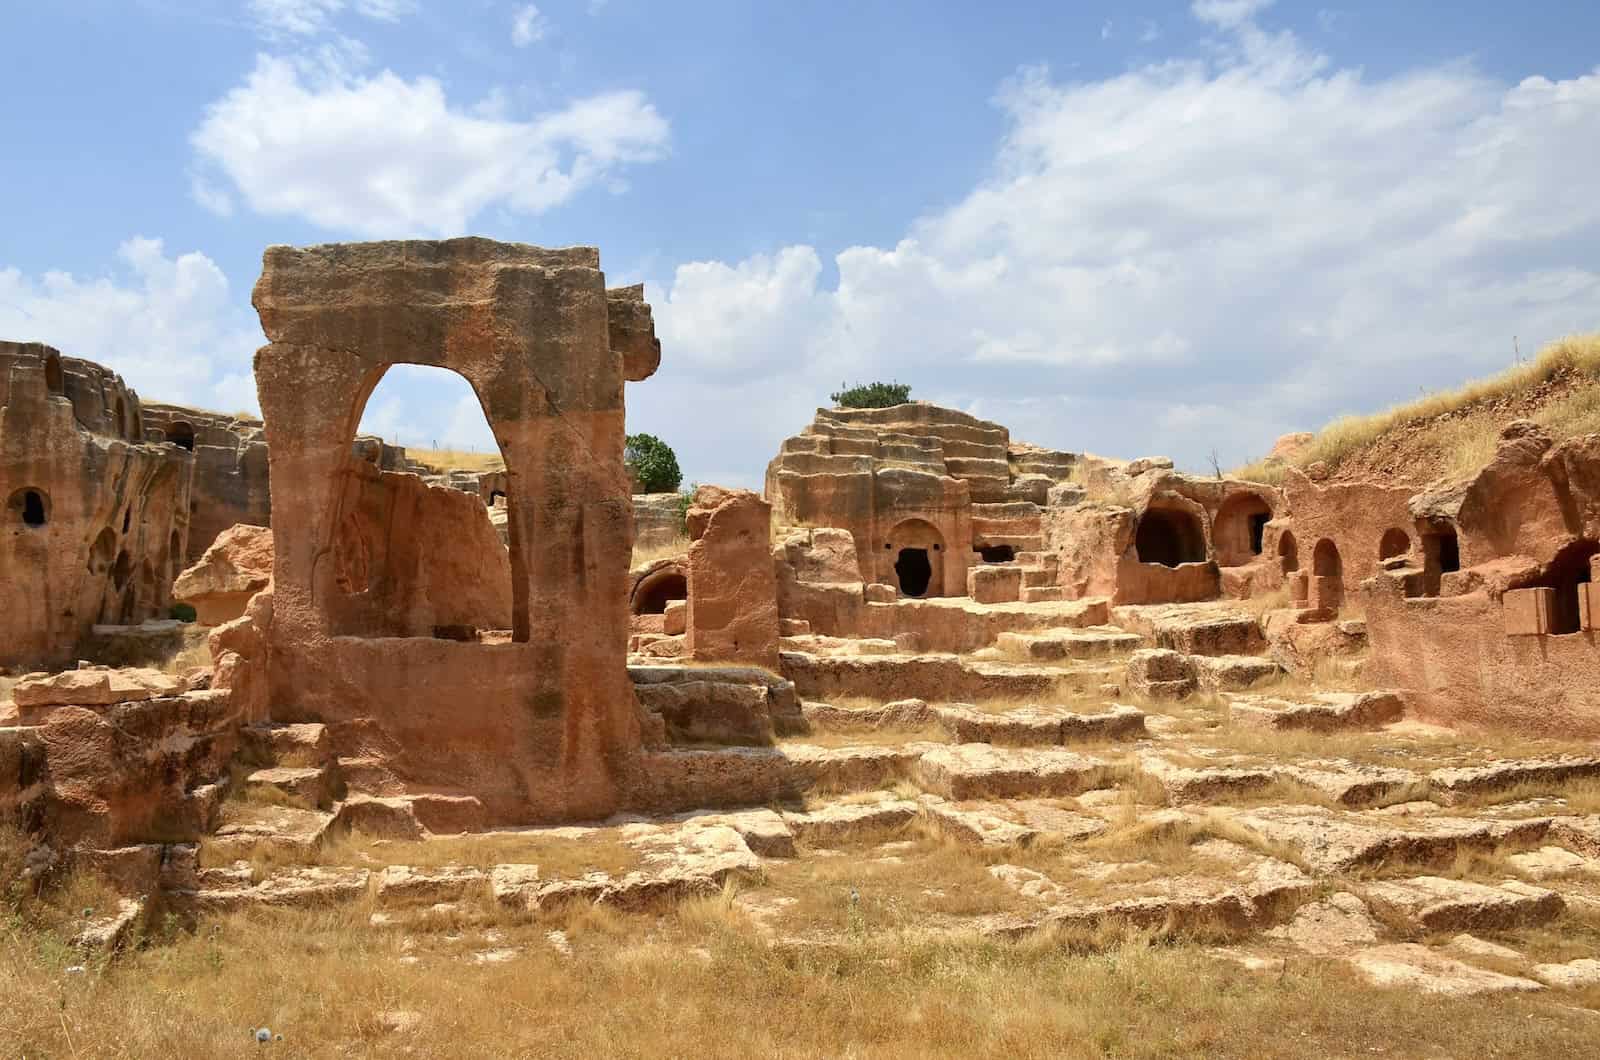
1233, 332, 1600, 484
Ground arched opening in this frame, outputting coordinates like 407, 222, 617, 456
1278, 530, 1299, 574
112, 395, 127, 439
347, 364, 518, 640
895, 548, 933, 597
8, 488, 49, 528
1379, 528, 1411, 561
976, 544, 1015, 563
43, 352, 63, 394
883, 518, 946, 597
632, 566, 687, 615
166, 421, 196, 451
1135, 507, 1206, 567
1521, 539, 1600, 635
1311, 537, 1343, 610
1213, 493, 1273, 566
488, 489, 507, 507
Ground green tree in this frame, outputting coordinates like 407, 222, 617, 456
831, 381, 912, 409
625, 433, 683, 493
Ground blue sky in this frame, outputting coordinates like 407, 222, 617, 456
3, 0, 1598, 487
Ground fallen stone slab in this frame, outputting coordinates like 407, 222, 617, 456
207, 805, 337, 861
1349, 944, 1543, 995
71, 897, 146, 953
246, 766, 331, 808
995, 627, 1141, 663
1124, 648, 1196, 700
239, 722, 332, 767
1362, 876, 1563, 933
913, 744, 1119, 800
1506, 845, 1597, 880
1138, 754, 1277, 804
1549, 815, 1600, 858
934, 703, 1147, 747
1194, 654, 1282, 692
1233, 806, 1553, 874
376, 865, 487, 905
800, 698, 936, 733
12, 666, 182, 709
1112, 605, 1265, 657
1276, 762, 1425, 808
1225, 691, 1404, 732
182, 867, 371, 913
1428, 757, 1600, 803
783, 800, 918, 846
1531, 958, 1600, 989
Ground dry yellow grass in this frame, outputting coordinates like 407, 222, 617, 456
1234, 333, 1600, 484
630, 538, 689, 570
405, 446, 506, 473
6, 823, 1600, 1055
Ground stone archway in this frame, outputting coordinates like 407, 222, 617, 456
249, 238, 662, 823
1135, 507, 1206, 567
1213, 492, 1272, 567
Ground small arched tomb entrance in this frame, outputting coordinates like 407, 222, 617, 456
1311, 537, 1343, 611
1213, 492, 1273, 567
631, 561, 688, 615
1135, 506, 1206, 568
1278, 530, 1299, 574
884, 518, 945, 597
1379, 528, 1411, 562
166, 422, 196, 451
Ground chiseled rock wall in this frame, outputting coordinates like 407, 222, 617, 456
141, 403, 271, 564
1, 341, 192, 670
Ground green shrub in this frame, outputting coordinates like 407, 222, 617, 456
625, 433, 683, 493
831, 381, 912, 409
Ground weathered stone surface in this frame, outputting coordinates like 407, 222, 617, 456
249, 238, 658, 825
1349, 944, 1544, 995
1531, 958, 1600, 989
914, 744, 1117, 800
12, 666, 182, 709
783, 800, 918, 846
1265, 891, 1378, 955
1124, 648, 1197, 700
686, 486, 779, 669
1226, 691, 1404, 732
1427, 757, 1600, 802
0, 342, 192, 670
1362, 876, 1563, 932
376, 864, 487, 905
172, 523, 273, 626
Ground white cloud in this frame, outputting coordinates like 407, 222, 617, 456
0, 239, 262, 413
638, 8, 1600, 485
1191, 0, 1275, 29
511, 4, 548, 47
189, 53, 669, 235
248, 0, 415, 38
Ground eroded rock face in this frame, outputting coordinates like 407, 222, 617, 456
765, 403, 1079, 599
249, 238, 659, 823
174, 524, 274, 626
0, 341, 192, 669
685, 486, 779, 669
140, 404, 271, 564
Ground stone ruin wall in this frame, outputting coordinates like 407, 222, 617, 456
0, 341, 192, 670
217, 238, 662, 824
